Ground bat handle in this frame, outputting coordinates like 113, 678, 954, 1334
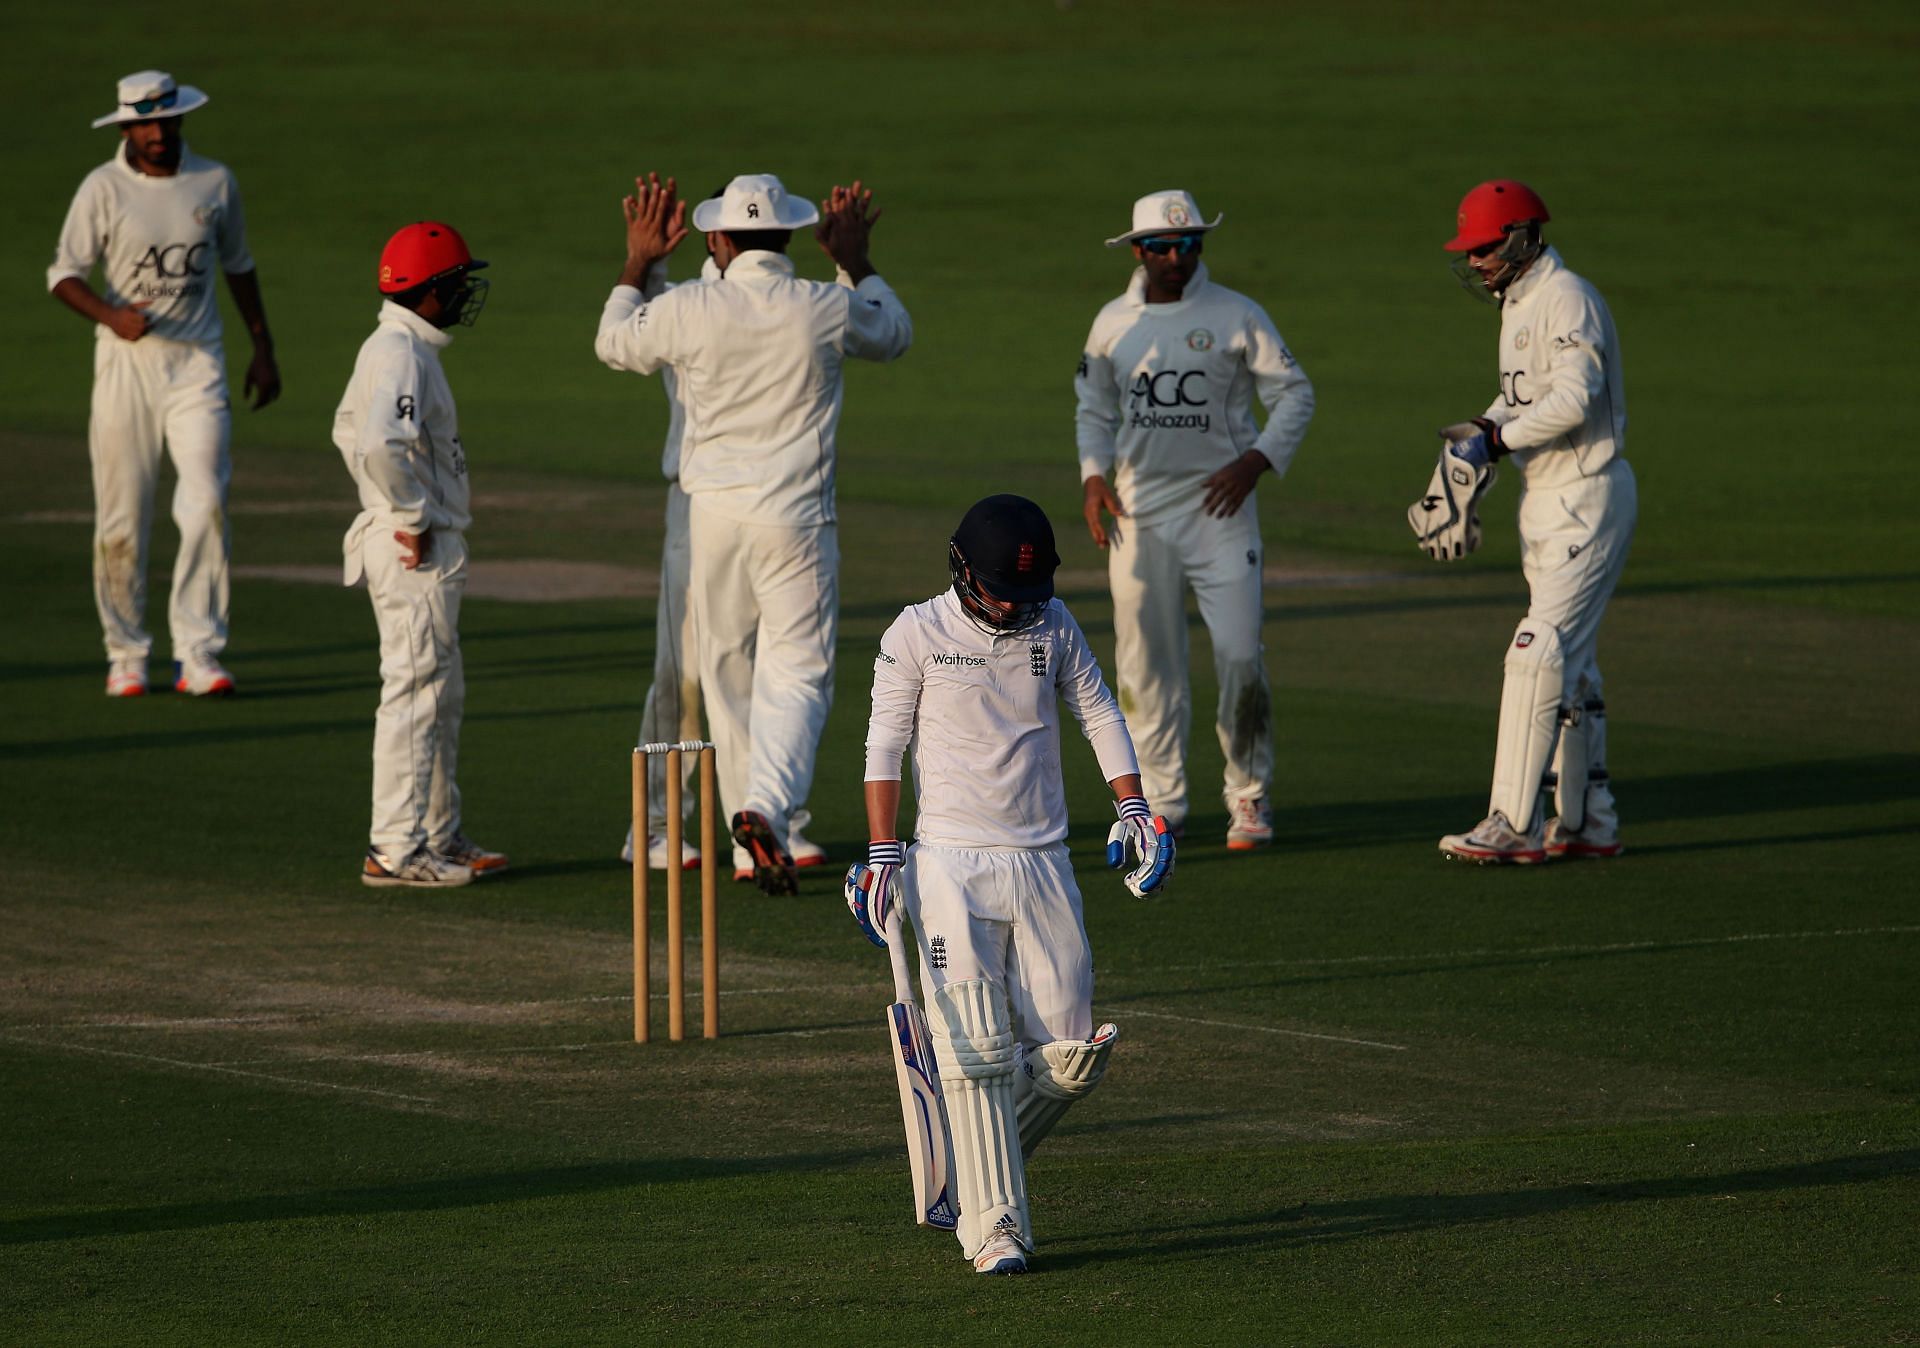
885, 909, 917, 1007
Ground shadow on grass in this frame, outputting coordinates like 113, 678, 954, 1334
0, 1151, 875, 1247
1046, 1147, 1920, 1269
1274, 754, 1920, 852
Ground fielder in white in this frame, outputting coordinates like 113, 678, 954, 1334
1076, 190, 1315, 849
612, 249, 828, 878
334, 222, 505, 888
596, 173, 911, 894
1420, 180, 1636, 864
846, 494, 1175, 1276
48, 71, 281, 698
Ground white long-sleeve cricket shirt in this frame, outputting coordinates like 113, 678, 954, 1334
47, 144, 255, 347
1478, 247, 1627, 491
864, 591, 1141, 849
1074, 262, 1315, 526
333, 302, 471, 565
594, 250, 911, 526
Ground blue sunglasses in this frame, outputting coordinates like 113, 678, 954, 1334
126, 89, 180, 115
1138, 234, 1203, 256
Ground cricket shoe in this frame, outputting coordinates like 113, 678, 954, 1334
619, 827, 701, 870
105, 661, 148, 698
1438, 810, 1546, 865
788, 809, 828, 870
362, 845, 474, 888
174, 655, 235, 697
972, 1218, 1030, 1275
730, 811, 798, 896
436, 833, 509, 876
1225, 797, 1273, 851
1545, 817, 1624, 861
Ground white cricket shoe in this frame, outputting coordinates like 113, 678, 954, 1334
174, 655, 235, 697
618, 827, 700, 870
1226, 797, 1273, 851
1439, 810, 1546, 865
436, 833, 509, 876
788, 809, 828, 870
1545, 817, 1624, 861
362, 846, 474, 888
972, 1218, 1030, 1275
106, 661, 148, 698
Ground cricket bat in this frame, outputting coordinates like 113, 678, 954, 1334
885, 908, 958, 1230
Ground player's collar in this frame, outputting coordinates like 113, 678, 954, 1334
1502, 246, 1562, 305
1126, 261, 1210, 309
719, 251, 797, 282
380, 298, 454, 348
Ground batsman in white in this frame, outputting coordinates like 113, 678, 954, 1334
1420, 181, 1636, 864
607, 221, 827, 879
1076, 191, 1315, 850
846, 494, 1175, 1275
596, 173, 911, 895
48, 71, 282, 698
333, 222, 506, 888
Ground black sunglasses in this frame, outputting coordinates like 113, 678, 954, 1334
1138, 235, 1202, 256
126, 89, 180, 115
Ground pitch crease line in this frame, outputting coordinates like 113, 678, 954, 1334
0, 1034, 437, 1103
1148, 924, 1920, 974
1122, 1008, 1408, 1051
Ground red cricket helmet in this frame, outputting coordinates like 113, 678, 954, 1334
377, 221, 487, 294
1444, 181, 1551, 253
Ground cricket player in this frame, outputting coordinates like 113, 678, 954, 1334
613, 249, 829, 878
847, 494, 1175, 1275
1429, 180, 1636, 863
1076, 190, 1315, 850
596, 173, 911, 894
48, 71, 281, 698
334, 222, 505, 888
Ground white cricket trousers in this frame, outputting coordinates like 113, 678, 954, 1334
1518, 459, 1638, 712
362, 529, 468, 855
88, 335, 232, 665
1107, 503, 1272, 826
686, 497, 836, 841
636, 482, 701, 827
905, 843, 1093, 1053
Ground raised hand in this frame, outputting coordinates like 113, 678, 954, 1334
815, 180, 881, 282
619, 172, 689, 286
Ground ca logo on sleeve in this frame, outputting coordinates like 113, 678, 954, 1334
396, 395, 416, 421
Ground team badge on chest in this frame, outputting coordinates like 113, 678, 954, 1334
1029, 643, 1047, 677
1186, 328, 1214, 352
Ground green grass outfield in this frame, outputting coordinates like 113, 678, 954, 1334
3, 2, 1917, 1343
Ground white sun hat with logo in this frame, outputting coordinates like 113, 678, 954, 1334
92, 70, 209, 129
691, 174, 821, 233
1104, 189, 1223, 247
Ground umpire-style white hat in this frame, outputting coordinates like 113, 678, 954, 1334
1104, 189, 1223, 247
691, 174, 820, 233
92, 71, 209, 128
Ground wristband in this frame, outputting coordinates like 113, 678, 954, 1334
1114, 796, 1151, 822
868, 839, 904, 865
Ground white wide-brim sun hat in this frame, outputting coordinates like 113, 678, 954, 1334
691, 174, 820, 233
92, 70, 209, 128
1105, 189, 1223, 247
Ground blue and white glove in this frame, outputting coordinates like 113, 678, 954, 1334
1106, 796, 1175, 898
845, 840, 905, 947
1439, 418, 1506, 466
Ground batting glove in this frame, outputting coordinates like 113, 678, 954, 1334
1107, 797, 1175, 898
845, 840, 905, 947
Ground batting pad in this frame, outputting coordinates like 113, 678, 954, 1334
1552, 703, 1589, 832
931, 979, 1030, 1259
1489, 620, 1566, 831
1015, 1023, 1119, 1159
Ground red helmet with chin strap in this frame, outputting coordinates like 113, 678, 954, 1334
377, 221, 486, 293
1444, 180, 1550, 253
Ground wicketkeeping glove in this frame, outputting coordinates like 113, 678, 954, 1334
845, 840, 905, 947
1407, 424, 1500, 562
1107, 796, 1175, 898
